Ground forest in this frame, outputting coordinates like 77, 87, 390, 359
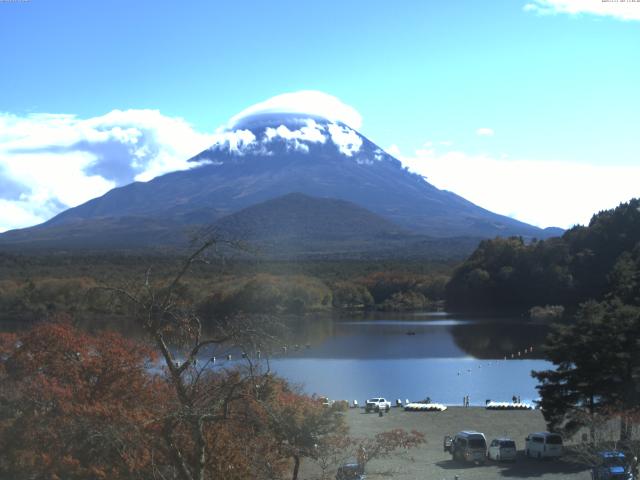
445, 198, 640, 315
0, 252, 453, 324
2, 199, 639, 325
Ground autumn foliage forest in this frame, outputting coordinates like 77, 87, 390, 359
0, 320, 351, 479
0, 241, 426, 480
0, 250, 452, 323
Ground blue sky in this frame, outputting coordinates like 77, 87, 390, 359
0, 0, 639, 231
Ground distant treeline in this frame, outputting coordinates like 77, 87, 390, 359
445, 198, 640, 314
0, 254, 454, 322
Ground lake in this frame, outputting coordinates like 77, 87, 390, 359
255, 312, 553, 406
1, 311, 554, 407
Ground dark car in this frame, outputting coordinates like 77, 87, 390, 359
591, 451, 636, 480
336, 462, 366, 480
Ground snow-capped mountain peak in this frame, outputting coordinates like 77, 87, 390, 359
195, 112, 390, 165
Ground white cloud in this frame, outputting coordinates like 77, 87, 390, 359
476, 127, 494, 137
228, 91, 363, 130
327, 123, 363, 157
524, 0, 640, 21
0, 110, 215, 232
391, 145, 640, 229
260, 119, 364, 157
264, 119, 328, 147
0, 199, 54, 233
256, 117, 364, 157
202, 129, 257, 159
264, 125, 310, 153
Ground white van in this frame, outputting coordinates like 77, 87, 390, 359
487, 437, 517, 462
444, 431, 487, 464
525, 432, 563, 459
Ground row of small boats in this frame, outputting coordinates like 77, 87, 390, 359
485, 401, 532, 410
404, 402, 448, 412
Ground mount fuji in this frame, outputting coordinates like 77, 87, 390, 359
0, 111, 561, 255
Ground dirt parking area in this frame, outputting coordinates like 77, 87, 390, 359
300, 407, 591, 480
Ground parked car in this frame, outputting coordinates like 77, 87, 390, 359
591, 451, 636, 480
525, 432, 563, 459
336, 462, 366, 480
365, 397, 391, 413
444, 431, 487, 464
488, 437, 517, 461
319, 396, 334, 407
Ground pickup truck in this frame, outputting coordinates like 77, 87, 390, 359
365, 397, 391, 413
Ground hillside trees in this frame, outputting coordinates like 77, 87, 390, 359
445, 236, 575, 311
0, 250, 458, 321
446, 198, 640, 313
532, 300, 640, 441
608, 244, 640, 306
199, 273, 332, 316
330, 281, 374, 309
197, 270, 449, 316
358, 271, 447, 311
0, 277, 98, 322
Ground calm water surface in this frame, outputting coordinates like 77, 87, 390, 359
264, 312, 552, 406
2, 312, 553, 407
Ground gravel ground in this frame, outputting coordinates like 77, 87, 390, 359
299, 407, 592, 480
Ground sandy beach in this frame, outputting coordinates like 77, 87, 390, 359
300, 407, 591, 480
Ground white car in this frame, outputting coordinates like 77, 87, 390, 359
488, 437, 517, 461
319, 396, 334, 407
525, 432, 563, 459
365, 397, 391, 413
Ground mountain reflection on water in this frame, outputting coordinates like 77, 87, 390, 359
282, 312, 549, 360
269, 312, 552, 404
43, 311, 549, 361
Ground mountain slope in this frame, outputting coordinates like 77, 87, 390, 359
210, 193, 484, 259
215, 192, 406, 242
0, 192, 482, 259
0, 112, 560, 253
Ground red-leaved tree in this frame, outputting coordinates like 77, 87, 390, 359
0, 320, 166, 479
